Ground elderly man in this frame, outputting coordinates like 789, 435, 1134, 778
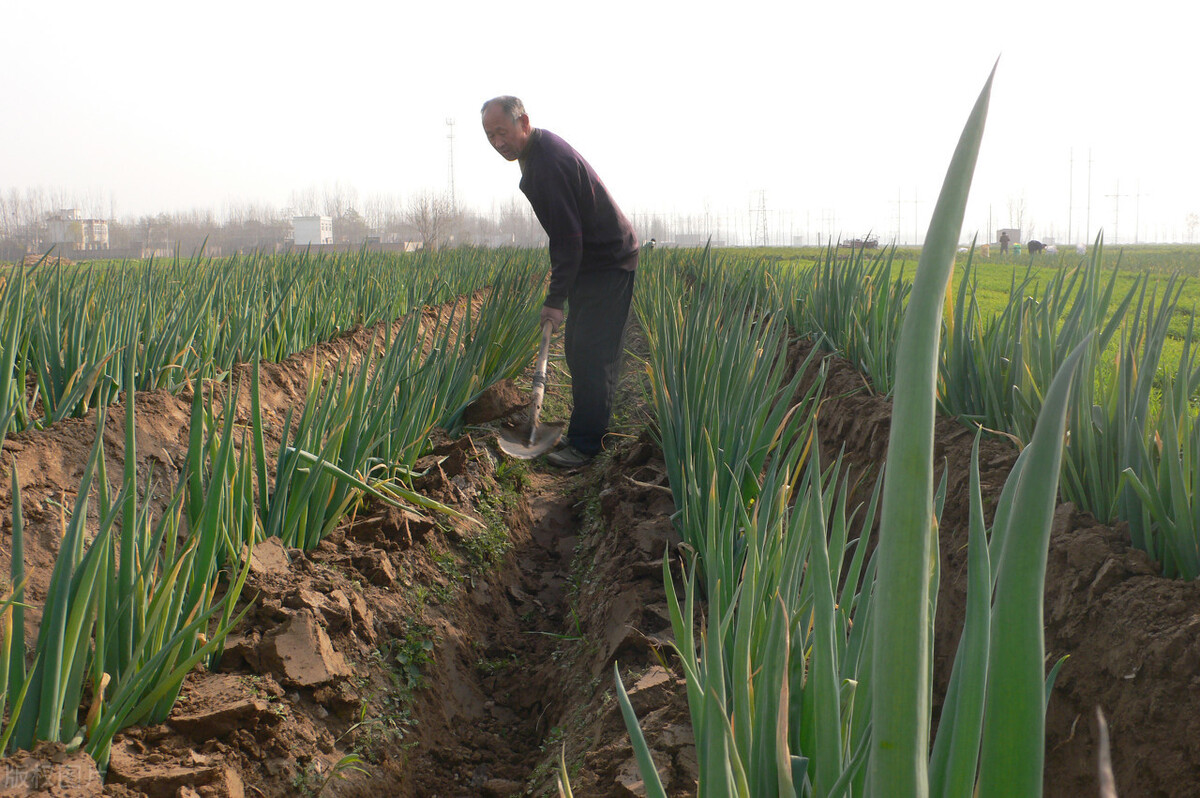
481, 95, 639, 468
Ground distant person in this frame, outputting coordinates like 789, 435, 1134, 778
999, 230, 1010, 254
481, 95, 639, 468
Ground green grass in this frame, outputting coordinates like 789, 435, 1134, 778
958, 253, 1200, 343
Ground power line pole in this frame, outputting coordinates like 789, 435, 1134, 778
747, 197, 754, 247
1134, 181, 1147, 244
1068, 148, 1074, 245
758, 190, 768, 246
903, 191, 920, 246
1106, 179, 1130, 244
891, 188, 903, 245
1086, 148, 1093, 244
445, 118, 457, 213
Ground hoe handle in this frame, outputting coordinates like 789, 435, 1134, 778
528, 321, 553, 444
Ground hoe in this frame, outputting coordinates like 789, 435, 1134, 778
498, 321, 563, 459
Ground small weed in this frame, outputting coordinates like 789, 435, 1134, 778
461, 521, 512, 571
387, 622, 436, 691
475, 653, 519, 676
289, 750, 371, 796
342, 620, 436, 763
528, 726, 566, 786
317, 754, 369, 795
496, 457, 531, 492
428, 544, 466, 600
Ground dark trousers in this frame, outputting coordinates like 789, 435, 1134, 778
563, 267, 635, 455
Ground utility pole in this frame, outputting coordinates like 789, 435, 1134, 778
820, 208, 837, 247
1068, 148, 1074, 245
903, 191, 920, 246
758, 190, 768, 246
914, 189, 919, 246
896, 187, 902, 244
445, 118, 457, 213
1106, 179, 1130, 244
1134, 181, 1147, 244
1086, 148, 1093, 244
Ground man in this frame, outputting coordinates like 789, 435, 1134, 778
481, 95, 638, 468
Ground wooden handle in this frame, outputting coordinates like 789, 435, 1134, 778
527, 321, 553, 444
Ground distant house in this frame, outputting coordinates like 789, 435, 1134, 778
675, 234, 725, 247
997, 227, 1021, 245
840, 237, 879, 249
293, 216, 333, 246
475, 233, 517, 248
47, 209, 109, 251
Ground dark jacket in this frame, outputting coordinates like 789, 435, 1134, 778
519, 129, 639, 309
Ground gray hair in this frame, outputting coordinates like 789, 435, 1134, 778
480, 95, 526, 123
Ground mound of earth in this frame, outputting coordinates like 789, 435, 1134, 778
801, 340, 1200, 797
0, 311, 697, 798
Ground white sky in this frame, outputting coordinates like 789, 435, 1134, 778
3, 0, 1197, 245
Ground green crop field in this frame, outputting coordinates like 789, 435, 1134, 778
5, 77, 1200, 797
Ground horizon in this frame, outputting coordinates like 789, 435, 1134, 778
4, 1, 1197, 246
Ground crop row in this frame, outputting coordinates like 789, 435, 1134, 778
0, 247, 545, 434
769, 222, 1200, 578
0, 253, 546, 773
611, 71, 1094, 797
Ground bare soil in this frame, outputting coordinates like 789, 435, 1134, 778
805, 340, 1200, 798
0, 308, 693, 798
0, 312, 1197, 798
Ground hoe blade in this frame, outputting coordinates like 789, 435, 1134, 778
498, 421, 564, 460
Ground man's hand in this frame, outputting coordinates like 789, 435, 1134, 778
540, 305, 564, 334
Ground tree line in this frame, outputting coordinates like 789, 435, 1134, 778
0, 185, 549, 259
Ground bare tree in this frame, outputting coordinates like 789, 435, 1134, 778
363, 193, 400, 237
1007, 194, 1027, 238
320, 181, 358, 221
288, 186, 320, 216
496, 197, 545, 247
404, 192, 453, 251
0, 192, 14, 241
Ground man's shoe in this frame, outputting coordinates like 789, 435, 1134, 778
545, 444, 594, 469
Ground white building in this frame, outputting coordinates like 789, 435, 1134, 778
293, 216, 333, 246
997, 227, 1022, 245
47, 209, 109, 250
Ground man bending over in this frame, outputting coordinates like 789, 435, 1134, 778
481, 95, 639, 468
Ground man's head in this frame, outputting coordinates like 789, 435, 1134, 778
481, 96, 532, 162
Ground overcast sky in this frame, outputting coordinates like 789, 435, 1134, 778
3, 0, 1196, 245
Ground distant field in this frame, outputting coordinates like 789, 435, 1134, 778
710, 243, 1200, 396
721, 243, 1200, 271
718, 242, 1200, 340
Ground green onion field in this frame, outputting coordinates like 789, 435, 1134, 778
3, 78, 1200, 798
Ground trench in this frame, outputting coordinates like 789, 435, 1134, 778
0, 306, 695, 798
399, 467, 585, 796
394, 320, 694, 797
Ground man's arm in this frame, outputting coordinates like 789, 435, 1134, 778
525, 160, 584, 310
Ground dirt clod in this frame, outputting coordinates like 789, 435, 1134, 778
463, 379, 525, 425
248, 538, 290, 579
0, 742, 103, 797
107, 741, 244, 798
257, 610, 351, 688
